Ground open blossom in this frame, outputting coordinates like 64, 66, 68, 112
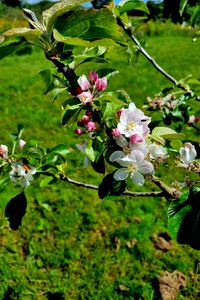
9, 162, 36, 188
179, 143, 197, 164
0, 144, 8, 159
114, 150, 154, 186
77, 91, 93, 105
110, 137, 148, 163
117, 102, 151, 138
148, 143, 168, 160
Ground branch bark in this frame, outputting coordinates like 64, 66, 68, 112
117, 18, 189, 92
60, 175, 178, 198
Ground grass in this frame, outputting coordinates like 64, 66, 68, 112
0, 22, 200, 299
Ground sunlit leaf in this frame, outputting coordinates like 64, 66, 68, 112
0, 28, 41, 45
179, 0, 188, 16
53, 29, 117, 47
42, 0, 89, 31
118, 0, 149, 15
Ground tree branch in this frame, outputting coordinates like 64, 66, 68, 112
60, 175, 173, 198
117, 18, 189, 92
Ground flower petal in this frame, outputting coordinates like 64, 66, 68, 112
131, 171, 144, 186
114, 168, 129, 181
110, 151, 123, 162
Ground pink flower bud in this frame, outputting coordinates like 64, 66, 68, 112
95, 77, 107, 91
86, 121, 96, 132
78, 115, 90, 126
130, 134, 144, 144
74, 128, 83, 135
86, 110, 93, 117
112, 128, 121, 137
0, 144, 8, 158
77, 75, 90, 91
19, 139, 26, 149
88, 71, 98, 84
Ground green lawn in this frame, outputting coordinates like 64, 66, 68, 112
0, 27, 200, 299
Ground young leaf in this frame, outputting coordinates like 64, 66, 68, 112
50, 144, 70, 156
168, 187, 200, 250
0, 28, 41, 45
5, 192, 27, 230
98, 171, 126, 199
42, 0, 89, 32
53, 29, 116, 47
62, 103, 82, 125
179, 0, 188, 16
118, 0, 149, 15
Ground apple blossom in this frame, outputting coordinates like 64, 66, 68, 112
0, 144, 8, 159
114, 150, 154, 186
77, 75, 90, 91
88, 71, 98, 84
77, 91, 93, 105
9, 162, 36, 188
179, 143, 197, 164
19, 139, 26, 149
111, 128, 121, 137
148, 143, 168, 160
117, 102, 151, 138
86, 121, 96, 132
74, 128, 83, 135
95, 77, 107, 91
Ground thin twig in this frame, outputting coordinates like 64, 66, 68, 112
60, 175, 168, 198
117, 18, 189, 92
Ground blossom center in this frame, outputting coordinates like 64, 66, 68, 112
126, 121, 136, 131
123, 146, 131, 154
127, 163, 137, 173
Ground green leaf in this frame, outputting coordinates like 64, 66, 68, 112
5, 192, 27, 230
101, 101, 121, 127
40, 176, 55, 188
98, 172, 126, 199
0, 41, 24, 60
118, 0, 149, 15
54, 8, 125, 43
179, 0, 188, 16
42, 0, 89, 32
190, 5, 200, 26
50, 144, 70, 156
53, 29, 117, 47
152, 127, 185, 141
0, 28, 41, 45
92, 154, 105, 174
62, 103, 82, 125
85, 139, 96, 162
170, 140, 182, 151
168, 187, 200, 249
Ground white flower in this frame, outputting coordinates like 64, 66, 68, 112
179, 143, 197, 164
148, 143, 168, 160
77, 91, 93, 105
114, 150, 154, 186
0, 144, 8, 159
117, 102, 151, 138
9, 162, 36, 188
110, 139, 148, 163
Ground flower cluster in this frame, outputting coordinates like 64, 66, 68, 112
74, 110, 97, 135
9, 161, 36, 189
0, 143, 36, 189
76, 71, 107, 105
110, 103, 168, 186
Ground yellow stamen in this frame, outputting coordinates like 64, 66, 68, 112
126, 121, 136, 130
